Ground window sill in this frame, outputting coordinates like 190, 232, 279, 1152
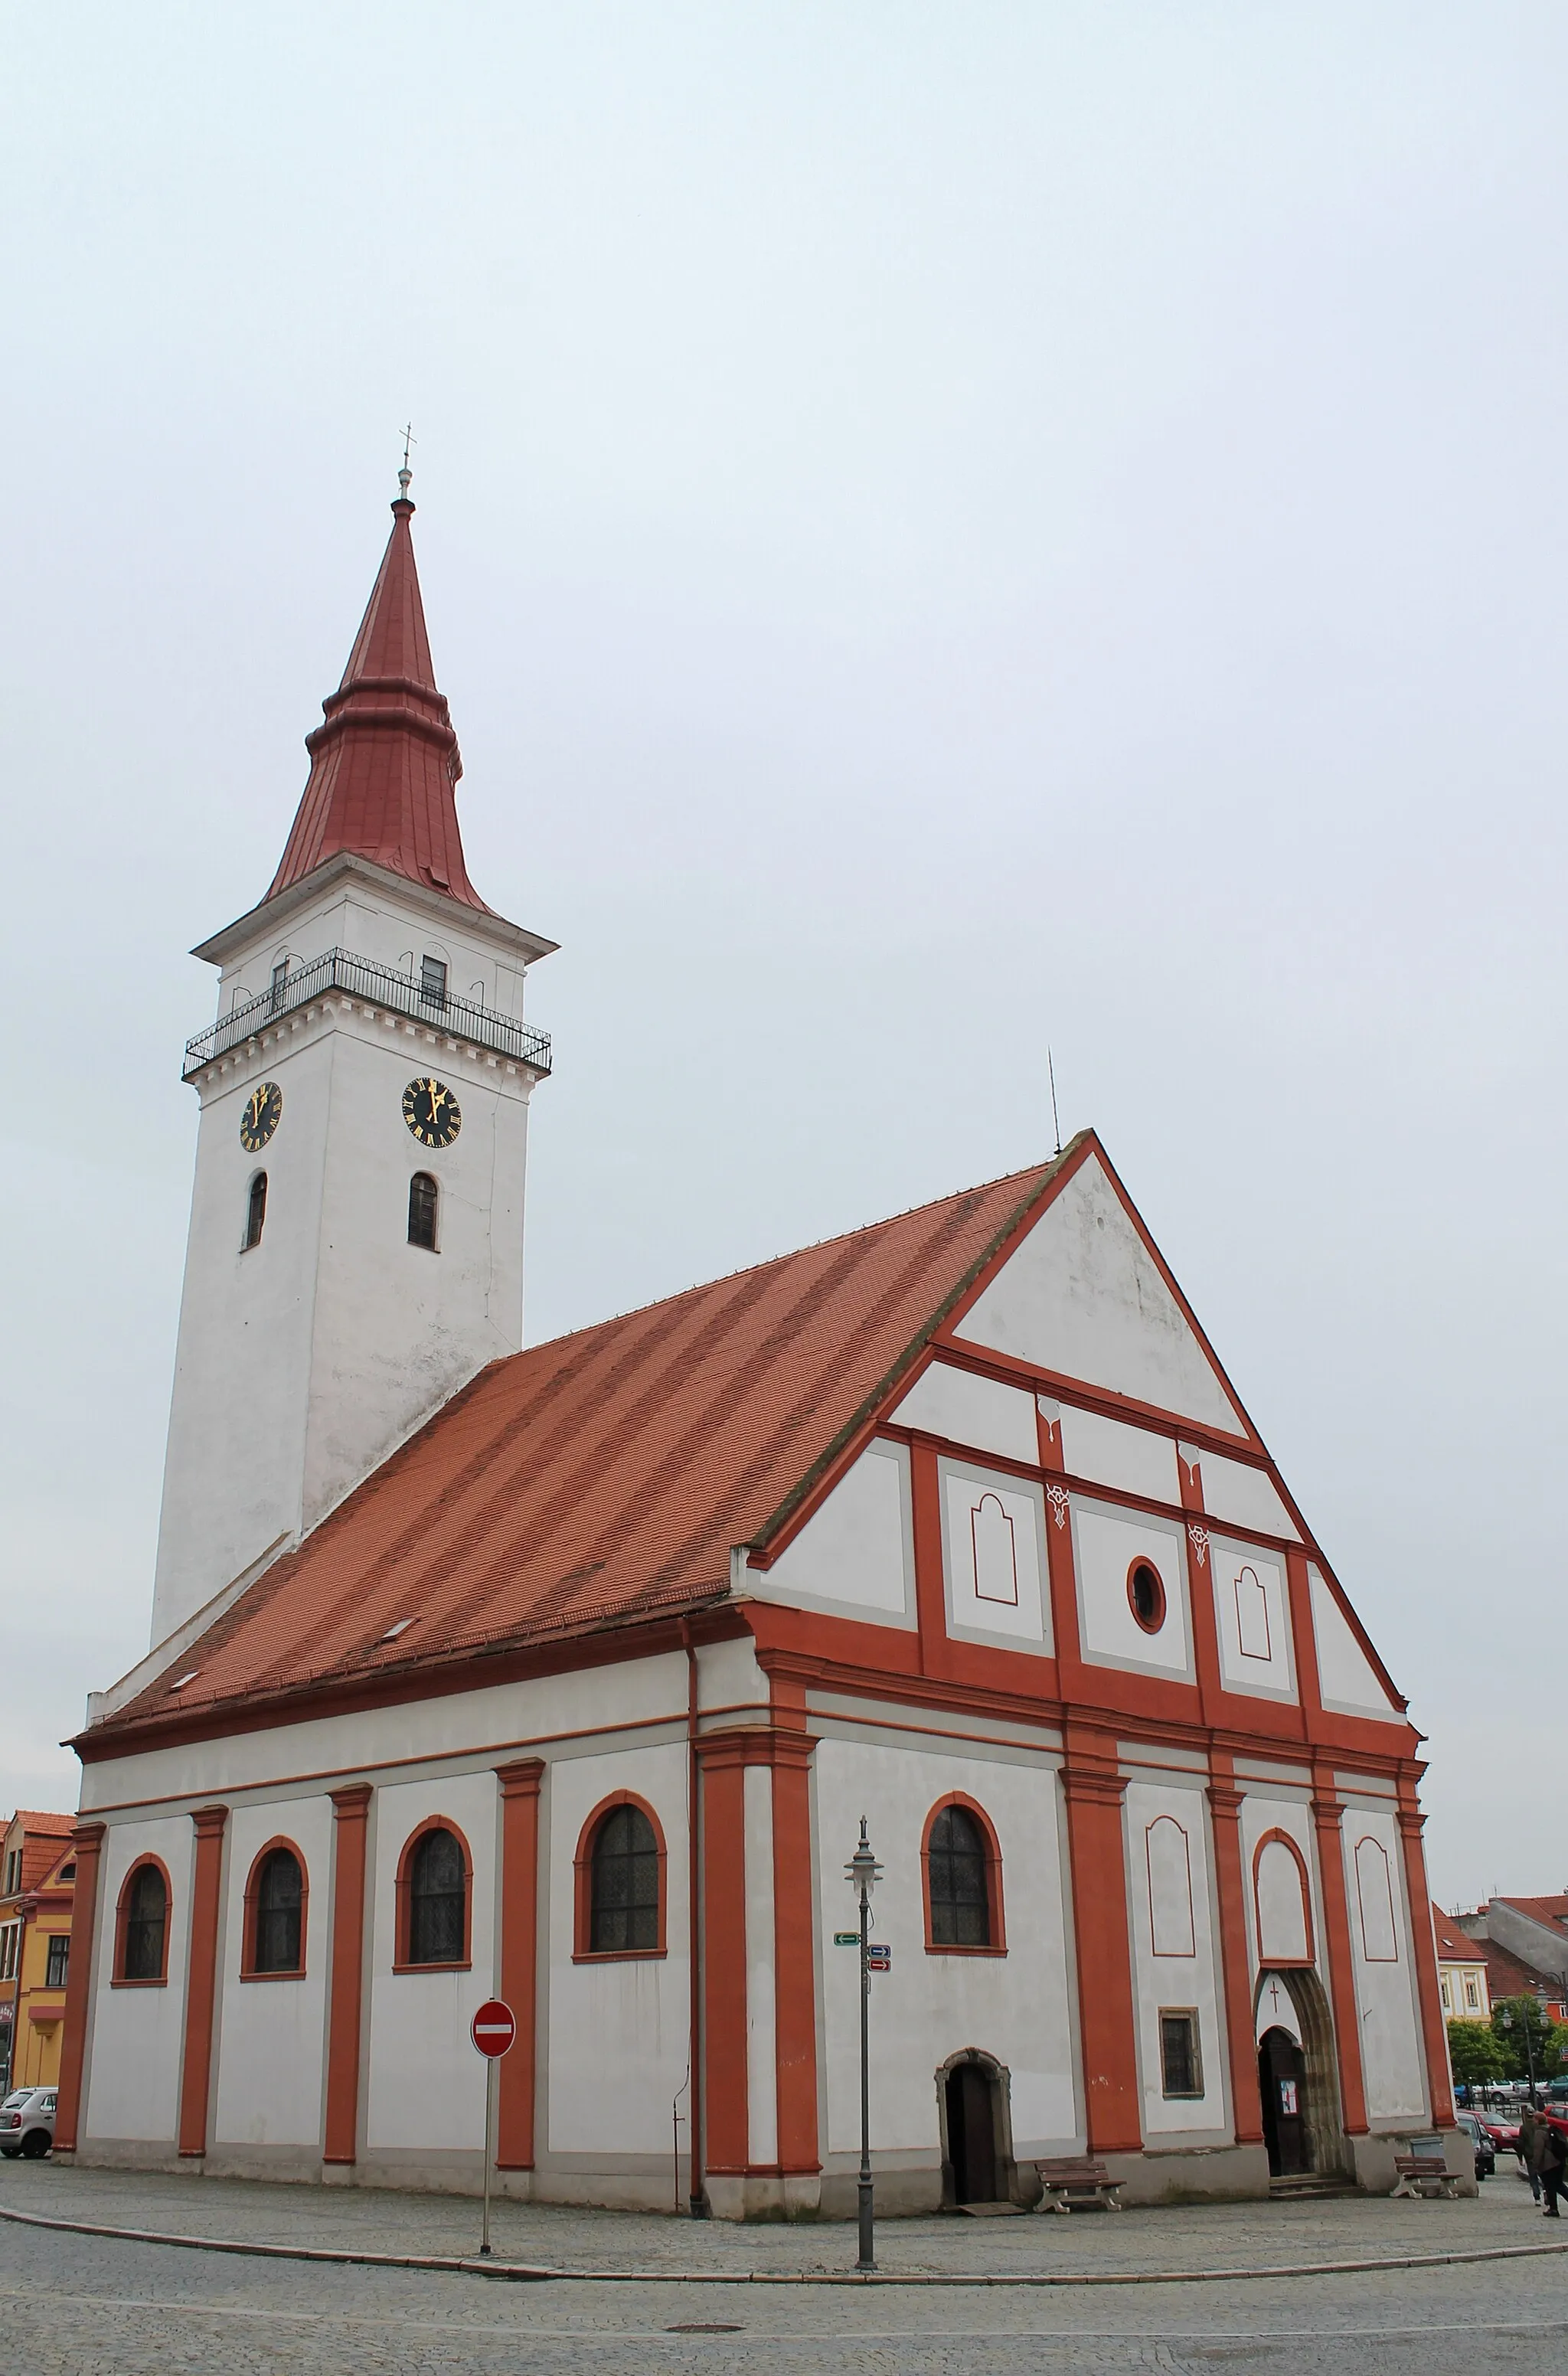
391, 1959, 472, 1976
572, 1947, 668, 1964
925, 1943, 1008, 1957
240, 1968, 307, 1983
109, 1976, 168, 1989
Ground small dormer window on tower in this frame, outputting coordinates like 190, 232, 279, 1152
420, 955, 448, 1011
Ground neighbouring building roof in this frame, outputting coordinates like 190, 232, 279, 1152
1478, 1938, 1563, 2004
1, 1812, 77, 1902
265, 482, 489, 913
87, 1152, 1076, 1748
1496, 1895, 1568, 1939
1432, 1904, 1482, 1962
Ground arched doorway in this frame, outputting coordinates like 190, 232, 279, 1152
936, 2050, 1015, 2206
1259, 2027, 1308, 2174
1255, 1968, 1350, 2182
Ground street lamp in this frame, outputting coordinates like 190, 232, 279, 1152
845, 1818, 883, 2274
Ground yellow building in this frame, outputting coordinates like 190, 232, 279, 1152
1432, 1901, 1491, 2021
1, 1812, 77, 2093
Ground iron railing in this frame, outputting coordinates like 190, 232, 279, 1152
183, 946, 552, 1079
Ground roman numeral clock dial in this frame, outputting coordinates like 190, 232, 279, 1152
238, 1081, 283, 1152
403, 1076, 462, 1150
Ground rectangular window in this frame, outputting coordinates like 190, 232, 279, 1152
3, 1851, 18, 1896
269, 957, 289, 1012
1465, 1977, 1479, 2009
45, 1935, 69, 1990
1440, 1977, 1451, 2010
1159, 2008, 1203, 2098
0, 1925, 16, 1982
420, 955, 448, 1009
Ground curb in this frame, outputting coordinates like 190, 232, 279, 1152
3, 2200, 1568, 2286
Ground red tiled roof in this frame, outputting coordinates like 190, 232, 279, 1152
8, 1812, 74, 1833
90, 1153, 1073, 1746
1498, 1896, 1568, 1935
265, 489, 488, 912
1432, 1904, 1481, 1961
1479, 1939, 1561, 2002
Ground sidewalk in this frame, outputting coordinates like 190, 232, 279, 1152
1, 2160, 1558, 2283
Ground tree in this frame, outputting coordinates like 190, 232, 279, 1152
1447, 2016, 1503, 2090
1491, 1995, 1568, 2083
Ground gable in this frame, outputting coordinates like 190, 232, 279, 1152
1308, 1570, 1402, 1721
952, 1153, 1249, 1438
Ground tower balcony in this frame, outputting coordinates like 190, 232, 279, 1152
182, 946, 552, 1081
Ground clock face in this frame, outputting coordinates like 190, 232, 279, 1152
403, 1076, 462, 1149
238, 1081, 283, 1153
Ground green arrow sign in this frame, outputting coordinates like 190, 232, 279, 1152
833, 1932, 861, 1946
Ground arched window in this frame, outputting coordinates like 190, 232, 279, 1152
247, 1845, 305, 1976
243, 1171, 267, 1250
408, 1172, 439, 1251
117, 1861, 168, 1982
570, 1798, 667, 1959
400, 1825, 469, 1967
923, 1798, 1005, 1954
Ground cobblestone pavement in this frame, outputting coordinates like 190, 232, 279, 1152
1, 2162, 1564, 2374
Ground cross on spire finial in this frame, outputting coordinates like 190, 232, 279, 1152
397, 422, 416, 497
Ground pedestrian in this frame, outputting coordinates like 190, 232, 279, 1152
1540, 2118, 1568, 2220
1520, 2098, 1544, 2202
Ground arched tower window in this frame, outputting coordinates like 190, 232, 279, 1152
248, 1845, 305, 1974
243, 1171, 267, 1250
408, 1172, 439, 1251
922, 1797, 1006, 1953
118, 1861, 168, 1982
590, 1803, 660, 1953
403, 1825, 469, 1966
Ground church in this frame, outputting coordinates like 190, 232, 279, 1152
53, 475, 1462, 2213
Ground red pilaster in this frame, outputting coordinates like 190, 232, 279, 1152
1207, 1769, 1264, 2145
909, 1440, 951, 1678
177, 1804, 229, 2157
1037, 1407, 1086, 1693
696, 1737, 750, 2175
1396, 1786, 1455, 2127
1309, 1784, 1368, 2136
769, 1733, 820, 2176
1061, 1737, 1142, 2154
1178, 1449, 1225, 1724
51, 1822, 106, 2155
325, 1784, 372, 2165
495, 1759, 545, 2169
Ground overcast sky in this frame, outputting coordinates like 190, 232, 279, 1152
4, 5, 1565, 1910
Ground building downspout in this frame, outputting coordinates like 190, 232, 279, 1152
683, 1623, 707, 2217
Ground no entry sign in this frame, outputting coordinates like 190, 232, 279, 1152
470, 1999, 517, 2058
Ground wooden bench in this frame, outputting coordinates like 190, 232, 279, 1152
1390, 2153, 1459, 2200
1034, 2156, 1123, 2213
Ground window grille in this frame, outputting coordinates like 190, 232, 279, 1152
121, 1865, 168, 1982
927, 1805, 991, 1947
1159, 2010, 1202, 2097
420, 955, 449, 1010
253, 1848, 303, 1973
590, 1806, 660, 1952
407, 1829, 466, 1964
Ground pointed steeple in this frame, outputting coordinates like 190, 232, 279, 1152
266, 475, 489, 910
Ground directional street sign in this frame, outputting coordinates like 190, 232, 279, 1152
834, 1932, 861, 1946
470, 1999, 517, 2057
867, 1946, 891, 1972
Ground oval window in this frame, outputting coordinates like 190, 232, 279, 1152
1127, 1558, 1167, 1634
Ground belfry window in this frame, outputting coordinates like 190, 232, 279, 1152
243, 1171, 267, 1250
590, 1804, 661, 1953
926, 1804, 991, 1947
408, 1172, 439, 1251
269, 957, 290, 1012
420, 955, 448, 1010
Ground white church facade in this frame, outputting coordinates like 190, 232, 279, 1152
54, 482, 1462, 2212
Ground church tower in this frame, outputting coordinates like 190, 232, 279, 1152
149, 472, 555, 1649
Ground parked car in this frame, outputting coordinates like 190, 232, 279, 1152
0, 2087, 55, 2159
1481, 2113, 1521, 2155
1455, 2112, 1495, 2179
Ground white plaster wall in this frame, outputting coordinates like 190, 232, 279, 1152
364, 1771, 498, 2153
1053, 1405, 1181, 1505
82, 1651, 692, 1815
743, 1763, 779, 2168
1343, 1807, 1427, 2123
954, 1155, 1247, 1437
545, 1744, 690, 2158
1073, 1503, 1191, 1678
892, 1363, 1039, 1464
1309, 1573, 1402, 1721
1124, 1780, 1227, 2136
747, 1443, 914, 1626
1193, 1452, 1299, 1542
83, 1817, 194, 2145
938, 1461, 1050, 1651
1209, 1539, 1295, 1702
152, 950, 537, 1646
212, 1795, 333, 2150
1237, 1794, 1319, 1982
814, 1740, 1078, 2158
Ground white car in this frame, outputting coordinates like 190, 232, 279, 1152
0, 2087, 56, 2159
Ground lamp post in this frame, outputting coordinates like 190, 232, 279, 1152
845, 1819, 883, 2275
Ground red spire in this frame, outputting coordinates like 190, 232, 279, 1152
266, 482, 488, 910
